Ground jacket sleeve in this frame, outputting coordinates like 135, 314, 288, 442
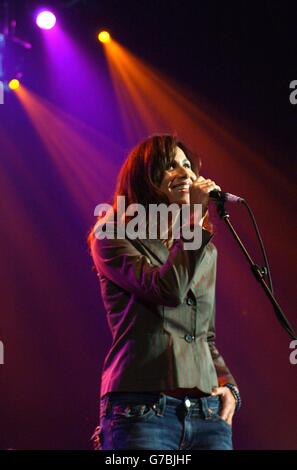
207, 304, 238, 387
91, 229, 213, 308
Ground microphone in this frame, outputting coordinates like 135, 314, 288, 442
209, 190, 244, 203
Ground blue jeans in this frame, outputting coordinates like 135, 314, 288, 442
94, 392, 233, 450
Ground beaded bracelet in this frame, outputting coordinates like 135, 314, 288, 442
224, 383, 242, 412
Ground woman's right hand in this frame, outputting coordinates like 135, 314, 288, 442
190, 176, 221, 216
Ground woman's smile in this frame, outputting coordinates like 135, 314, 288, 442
159, 147, 196, 205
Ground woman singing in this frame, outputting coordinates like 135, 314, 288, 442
88, 134, 241, 450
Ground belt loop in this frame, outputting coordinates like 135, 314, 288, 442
200, 397, 210, 419
154, 392, 166, 416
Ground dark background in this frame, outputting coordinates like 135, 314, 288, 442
0, 0, 296, 450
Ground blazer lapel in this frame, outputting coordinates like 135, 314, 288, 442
137, 238, 169, 265
137, 237, 198, 299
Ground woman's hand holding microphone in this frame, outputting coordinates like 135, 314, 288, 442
189, 176, 221, 226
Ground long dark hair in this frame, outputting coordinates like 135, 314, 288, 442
88, 134, 211, 245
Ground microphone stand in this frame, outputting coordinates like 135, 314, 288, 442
215, 200, 297, 340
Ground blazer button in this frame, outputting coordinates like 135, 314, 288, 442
186, 297, 195, 306
185, 334, 195, 343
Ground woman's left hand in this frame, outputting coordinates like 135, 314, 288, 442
211, 386, 237, 426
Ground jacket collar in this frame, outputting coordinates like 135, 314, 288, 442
137, 237, 170, 265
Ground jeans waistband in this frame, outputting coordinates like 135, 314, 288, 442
101, 392, 218, 404
100, 392, 221, 419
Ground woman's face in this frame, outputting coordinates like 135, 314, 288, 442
159, 146, 197, 205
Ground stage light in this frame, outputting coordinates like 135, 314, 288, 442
98, 31, 111, 44
36, 11, 56, 30
8, 79, 20, 90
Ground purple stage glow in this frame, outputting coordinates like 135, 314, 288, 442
36, 11, 56, 30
